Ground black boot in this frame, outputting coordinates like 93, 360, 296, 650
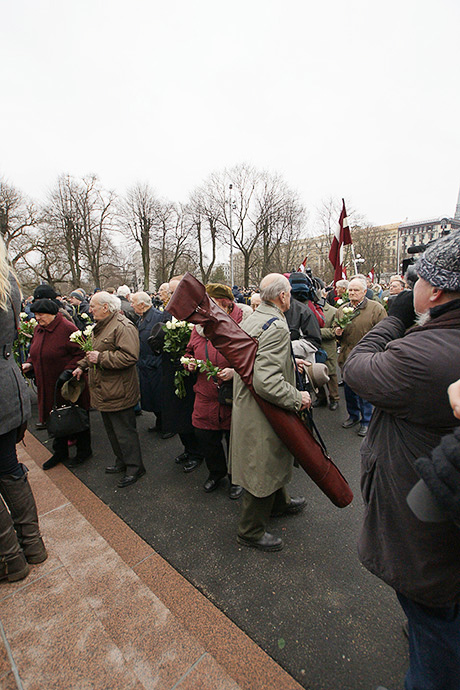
0, 467, 48, 565
0, 497, 29, 582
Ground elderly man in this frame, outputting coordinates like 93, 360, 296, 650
335, 276, 386, 436
73, 291, 145, 488
116, 285, 138, 325
250, 292, 261, 311
230, 273, 311, 552
343, 231, 460, 690
131, 292, 165, 432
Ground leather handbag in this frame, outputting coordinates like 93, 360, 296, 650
47, 381, 89, 438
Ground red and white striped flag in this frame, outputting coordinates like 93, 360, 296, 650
298, 255, 308, 273
368, 267, 375, 282
328, 199, 353, 284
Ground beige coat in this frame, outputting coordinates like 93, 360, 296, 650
320, 301, 338, 376
229, 302, 303, 497
335, 298, 386, 369
78, 311, 140, 412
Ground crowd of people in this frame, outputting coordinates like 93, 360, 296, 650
1, 229, 460, 690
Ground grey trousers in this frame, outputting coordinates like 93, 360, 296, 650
101, 407, 144, 475
238, 486, 290, 540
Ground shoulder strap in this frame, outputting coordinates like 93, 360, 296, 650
254, 316, 279, 340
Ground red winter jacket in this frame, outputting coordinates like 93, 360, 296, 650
185, 304, 242, 430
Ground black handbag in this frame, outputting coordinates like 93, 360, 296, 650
47, 382, 89, 438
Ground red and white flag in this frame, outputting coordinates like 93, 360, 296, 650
368, 267, 375, 282
298, 255, 308, 273
329, 198, 353, 284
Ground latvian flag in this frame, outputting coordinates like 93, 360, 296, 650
328, 199, 353, 284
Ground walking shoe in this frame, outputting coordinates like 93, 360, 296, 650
42, 455, 65, 471
183, 457, 203, 473
203, 475, 225, 492
174, 452, 189, 464
342, 417, 359, 429
229, 484, 244, 500
161, 432, 175, 440
271, 496, 306, 517
117, 468, 146, 488
105, 465, 124, 474
35, 422, 47, 430
357, 424, 368, 437
329, 401, 339, 411
237, 532, 283, 552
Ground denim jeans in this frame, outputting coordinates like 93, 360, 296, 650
343, 382, 373, 426
397, 592, 460, 690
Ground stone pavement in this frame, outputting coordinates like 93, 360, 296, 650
0, 433, 303, 690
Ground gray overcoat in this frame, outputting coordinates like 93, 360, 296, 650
0, 277, 31, 436
229, 301, 303, 497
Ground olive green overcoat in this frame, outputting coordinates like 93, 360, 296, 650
229, 302, 303, 498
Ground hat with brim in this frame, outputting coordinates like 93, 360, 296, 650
406, 479, 448, 523
61, 377, 86, 403
305, 363, 330, 393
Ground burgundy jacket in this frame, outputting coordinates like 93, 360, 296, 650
185, 304, 242, 431
27, 312, 90, 422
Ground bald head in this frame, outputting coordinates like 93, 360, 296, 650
259, 273, 291, 312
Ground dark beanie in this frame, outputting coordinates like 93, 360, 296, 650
416, 229, 460, 292
33, 284, 58, 300
30, 298, 59, 315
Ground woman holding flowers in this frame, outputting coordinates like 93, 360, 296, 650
22, 298, 91, 470
183, 284, 244, 499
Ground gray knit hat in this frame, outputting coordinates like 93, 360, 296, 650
416, 229, 460, 292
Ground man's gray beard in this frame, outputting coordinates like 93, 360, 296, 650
415, 312, 431, 326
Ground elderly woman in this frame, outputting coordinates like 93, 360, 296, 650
73, 291, 145, 488
184, 284, 243, 499
0, 237, 47, 581
131, 291, 165, 433
22, 298, 92, 470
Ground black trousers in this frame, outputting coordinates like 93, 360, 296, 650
52, 427, 92, 460
179, 431, 204, 460
194, 429, 229, 479
100, 407, 144, 474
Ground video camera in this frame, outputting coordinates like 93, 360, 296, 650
402, 224, 450, 288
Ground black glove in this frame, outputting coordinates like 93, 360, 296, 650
57, 369, 74, 386
388, 289, 416, 329
148, 322, 165, 355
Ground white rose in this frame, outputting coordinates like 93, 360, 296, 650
83, 326, 94, 336
165, 321, 172, 329
29, 318, 37, 326
20, 312, 28, 319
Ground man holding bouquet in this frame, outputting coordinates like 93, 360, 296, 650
334, 276, 386, 437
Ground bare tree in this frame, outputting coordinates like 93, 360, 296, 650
118, 183, 160, 289
186, 187, 224, 283
0, 178, 39, 266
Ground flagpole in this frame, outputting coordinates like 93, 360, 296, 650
350, 243, 358, 274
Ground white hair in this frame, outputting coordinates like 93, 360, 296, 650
132, 291, 152, 307
260, 274, 290, 302
117, 285, 131, 297
93, 291, 121, 313
336, 279, 349, 289
250, 293, 261, 304
349, 275, 367, 291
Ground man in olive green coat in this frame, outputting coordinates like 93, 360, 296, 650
230, 274, 311, 552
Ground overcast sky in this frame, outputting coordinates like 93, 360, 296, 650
2, 0, 459, 230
